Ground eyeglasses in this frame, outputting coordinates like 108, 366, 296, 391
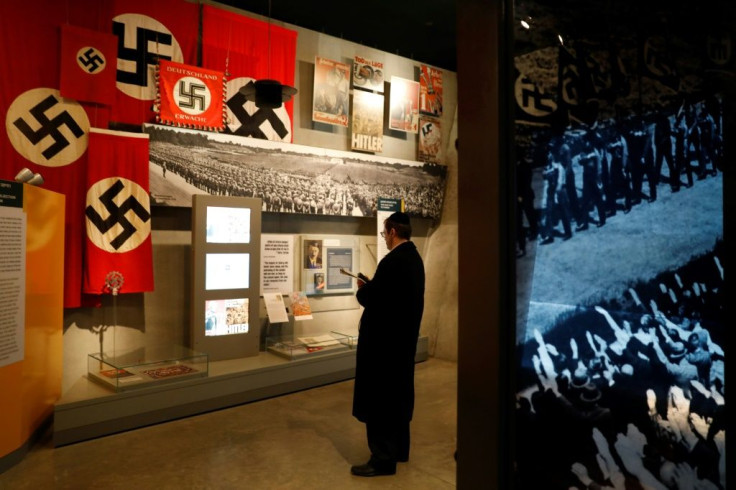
380, 231, 385, 238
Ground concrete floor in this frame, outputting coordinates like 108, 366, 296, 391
1, 358, 457, 490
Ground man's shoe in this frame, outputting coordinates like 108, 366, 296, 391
350, 462, 396, 477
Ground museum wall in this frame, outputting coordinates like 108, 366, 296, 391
60, 1, 459, 392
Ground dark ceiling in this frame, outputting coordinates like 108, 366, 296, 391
215, 0, 458, 71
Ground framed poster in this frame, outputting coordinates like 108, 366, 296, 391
418, 117, 441, 163
351, 90, 384, 153
312, 56, 350, 127
389, 76, 419, 133
419, 64, 443, 117
352, 55, 384, 93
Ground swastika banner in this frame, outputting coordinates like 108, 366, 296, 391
1, 0, 113, 308
60, 24, 118, 106
110, 0, 199, 125
157, 60, 225, 131
202, 5, 297, 142
84, 128, 153, 295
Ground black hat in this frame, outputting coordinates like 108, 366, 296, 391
669, 342, 687, 360
580, 383, 602, 403
570, 372, 590, 389
388, 211, 411, 225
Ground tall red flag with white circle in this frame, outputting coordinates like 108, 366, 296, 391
84, 128, 153, 295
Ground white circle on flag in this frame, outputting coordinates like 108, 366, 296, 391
5, 87, 89, 167
113, 13, 184, 101
226, 77, 292, 142
175, 76, 212, 115
86, 177, 151, 253
76, 46, 107, 74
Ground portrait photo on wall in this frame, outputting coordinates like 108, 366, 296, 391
313, 273, 325, 292
511, 1, 728, 489
304, 240, 323, 269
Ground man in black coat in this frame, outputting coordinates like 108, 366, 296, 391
350, 211, 425, 477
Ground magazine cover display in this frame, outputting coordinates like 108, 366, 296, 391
389, 76, 419, 133
351, 90, 384, 153
419, 64, 443, 117
418, 117, 441, 163
312, 56, 350, 127
352, 55, 384, 93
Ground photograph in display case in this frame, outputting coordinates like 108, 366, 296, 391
204, 298, 249, 336
300, 236, 358, 295
205, 253, 250, 290
304, 239, 323, 269
206, 206, 251, 243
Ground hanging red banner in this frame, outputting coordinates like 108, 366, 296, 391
157, 59, 226, 131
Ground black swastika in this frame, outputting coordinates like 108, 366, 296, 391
86, 179, 151, 250
113, 21, 172, 86
78, 48, 105, 73
520, 77, 555, 113
226, 88, 289, 140
13, 95, 85, 160
178, 81, 206, 110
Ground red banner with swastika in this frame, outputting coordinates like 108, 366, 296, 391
109, 0, 199, 125
157, 60, 225, 131
0, 0, 112, 308
60, 24, 118, 106
84, 129, 153, 295
202, 5, 297, 142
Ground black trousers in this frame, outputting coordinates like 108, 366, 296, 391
366, 420, 410, 468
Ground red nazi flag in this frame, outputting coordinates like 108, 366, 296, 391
84, 128, 153, 295
60, 24, 117, 105
202, 5, 297, 142
157, 59, 225, 130
109, 0, 199, 125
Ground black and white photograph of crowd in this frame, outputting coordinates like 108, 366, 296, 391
511, 0, 729, 488
144, 124, 446, 220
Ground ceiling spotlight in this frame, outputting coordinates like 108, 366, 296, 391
521, 19, 530, 29
558, 34, 565, 46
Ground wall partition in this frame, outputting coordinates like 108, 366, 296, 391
511, 1, 730, 489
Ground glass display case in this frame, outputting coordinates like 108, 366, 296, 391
87, 345, 208, 392
266, 333, 349, 360
330, 330, 358, 349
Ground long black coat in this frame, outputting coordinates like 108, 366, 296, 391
352, 241, 425, 423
